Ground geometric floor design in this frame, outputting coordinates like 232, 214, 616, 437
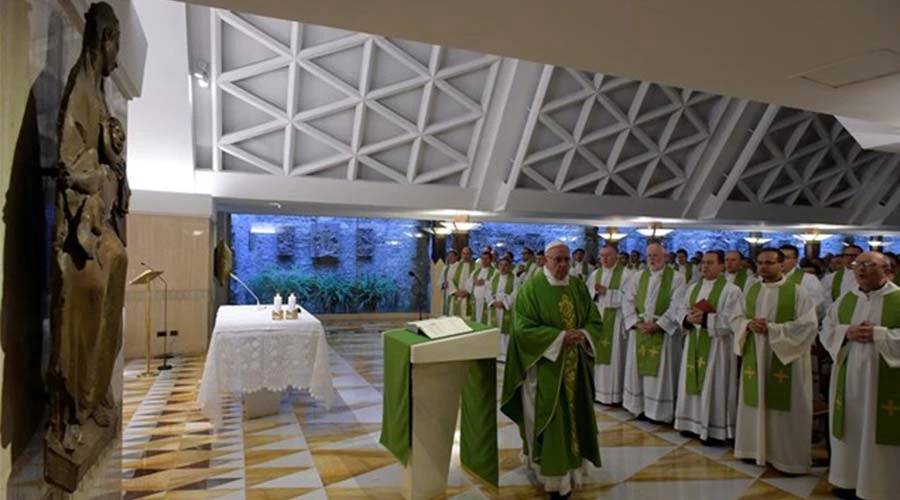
119, 326, 840, 499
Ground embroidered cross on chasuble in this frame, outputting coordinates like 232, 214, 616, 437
593, 265, 625, 365
832, 290, 900, 445
685, 277, 727, 395
634, 267, 674, 376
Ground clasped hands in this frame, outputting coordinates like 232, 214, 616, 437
453, 290, 469, 298
636, 322, 661, 335
847, 321, 875, 343
563, 329, 587, 347
686, 307, 704, 326
594, 284, 608, 296
747, 318, 769, 335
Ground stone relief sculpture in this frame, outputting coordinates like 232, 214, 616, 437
46, 2, 129, 488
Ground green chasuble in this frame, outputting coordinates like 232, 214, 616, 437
488, 272, 516, 332
592, 265, 626, 365
741, 281, 796, 411
634, 267, 675, 376
832, 290, 900, 445
500, 272, 603, 476
685, 277, 727, 395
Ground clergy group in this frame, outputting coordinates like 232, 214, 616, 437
441, 240, 899, 500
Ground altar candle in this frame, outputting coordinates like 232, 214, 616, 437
288, 293, 297, 311
274, 293, 283, 312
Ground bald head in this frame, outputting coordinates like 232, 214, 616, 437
646, 243, 666, 271
725, 250, 743, 273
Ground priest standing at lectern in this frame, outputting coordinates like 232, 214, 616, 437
501, 241, 603, 500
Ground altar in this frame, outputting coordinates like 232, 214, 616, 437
198, 305, 335, 425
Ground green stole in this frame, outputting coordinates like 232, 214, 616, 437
786, 268, 805, 285
732, 270, 748, 291
832, 290, 900, 445
684, 263, 694, 283
450, 262, 473, 317
471, 266, 496, 323
741, 281, 796, 411
577, 260, 589, 277
441, 265, 451, 315
685, 277, 728, 395
634, 267, 675, 376
592, 265, 625, 365
488, 272, 515, 332
831, 269, 845, 301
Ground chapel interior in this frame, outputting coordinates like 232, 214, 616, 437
2, 0, 900, 499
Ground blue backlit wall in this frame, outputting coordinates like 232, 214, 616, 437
230, 215, 429, 313
461, 222, 586, 259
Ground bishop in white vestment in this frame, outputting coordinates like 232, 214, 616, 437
732, 248, 818, 474
622, 242, 686, 423
674, 251, 743, 442
585, 246, 632, 405
820, 252, 900, 500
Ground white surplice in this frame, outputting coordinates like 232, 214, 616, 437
569, 259, 593, 281
726, 271, 759, 295
674, 278, 743, 440
521, 267, 597, 495
621, 267, 686, 422
732, 277, 818, 474
788, 268, 826, 319
445, 261, 473, 316
820, 282, 900, 500
516, 260, 540, 287
585, 266, 633, 404
488, 272, 518, 360
468, 265, 494, 323
820, 268, 858, 311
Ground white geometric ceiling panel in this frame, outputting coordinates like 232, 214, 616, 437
208, 9, 500, 186
509, 66, 727, 200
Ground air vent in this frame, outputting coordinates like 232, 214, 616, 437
796, 49, 900, 89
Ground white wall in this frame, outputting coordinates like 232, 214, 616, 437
128, 0, 197, 193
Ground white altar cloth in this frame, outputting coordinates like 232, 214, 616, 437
198, 305, 335, 425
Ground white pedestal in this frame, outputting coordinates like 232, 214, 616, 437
244, 389, 283, 419
401, 327, 500, 500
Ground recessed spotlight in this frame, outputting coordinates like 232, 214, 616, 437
268, 202, 282, 209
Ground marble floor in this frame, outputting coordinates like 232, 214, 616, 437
119, 326, 839, 499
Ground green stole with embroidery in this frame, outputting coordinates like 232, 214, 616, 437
450, 262, 473, 317
470, 266, 496, 323
832, 289, 900, 445
741, 281, 796, 411
831, 269, 845, 301
592, 265, 625, 365
634, 266, 674, 376
488, 272, 515, 332
685, 277, 727, 395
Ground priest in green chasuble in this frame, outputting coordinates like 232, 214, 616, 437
622, 242, 686, 423
674, 251, 743, 443
820, 244, 863, 312
501, 241, 603, 499
439, 249, 460, 315
820, 252, 900, 500
779, 244, 825, 319
488, 257, 518, 361
732, 247, 818, 474
468, 250, 496, 323
585, 245, 633, 405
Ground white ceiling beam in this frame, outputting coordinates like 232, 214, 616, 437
460, 60, 500, 187
295, 33, 367, 61
694, 103, 780, 219
218, 56, 291, 83
219, 119, 287, 145
282, 23, 299, 175
414, 162, 468, 184
210, 9, 223, 172
218, 10, 290, 57
848, 155, 900, 225
218, 81, 287, 120
219, 144, 284, 176
290, 154, 352, 176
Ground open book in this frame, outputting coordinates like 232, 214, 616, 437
406, 316, 472, 340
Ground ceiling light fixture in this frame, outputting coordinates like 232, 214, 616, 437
192, 62, 210, 88
599, 226, 628, 242
636, 223, 673, 238
438, 215, 481, 233
743, 232, 772, 245
795, 229, 832, 243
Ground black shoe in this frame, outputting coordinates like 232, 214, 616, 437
679, 430, 698, 439
548, 493, 570, 500
831, 488, 858, 500
635, 413, 649, 421
701, 437, 726, 447
741, 458, 757, 465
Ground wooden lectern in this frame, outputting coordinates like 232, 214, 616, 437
129, 269, 165, 377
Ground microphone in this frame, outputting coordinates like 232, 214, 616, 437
230, 272, 263, 308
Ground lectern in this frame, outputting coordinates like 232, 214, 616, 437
129, 269, 165, 377
380, 322, 500, 500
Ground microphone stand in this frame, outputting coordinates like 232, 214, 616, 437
141, 261, 171, 371
408, 271, 423, 320
231, 272, 264, 310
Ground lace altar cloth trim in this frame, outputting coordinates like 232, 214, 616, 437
197, 305, 335, 425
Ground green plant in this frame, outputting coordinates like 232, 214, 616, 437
246, 270, 403, 313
